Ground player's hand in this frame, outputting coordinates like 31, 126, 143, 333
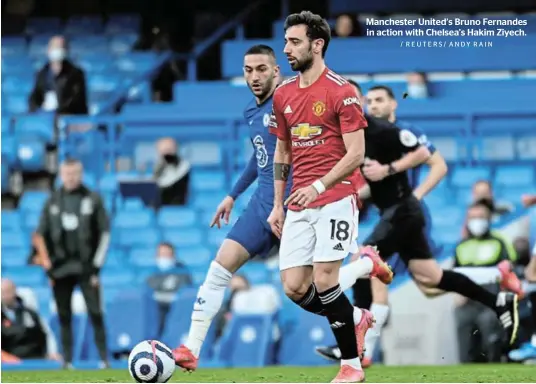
284, 186, 319, 208
267, 206, 285, 239
362, 159, 389, 181
211, 196, 235, 229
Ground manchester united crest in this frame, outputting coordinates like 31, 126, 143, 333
312, 101, 326, 117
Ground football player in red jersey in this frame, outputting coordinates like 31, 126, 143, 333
267, 11, 378, 383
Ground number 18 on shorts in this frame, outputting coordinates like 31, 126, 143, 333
279, 195, 359, 271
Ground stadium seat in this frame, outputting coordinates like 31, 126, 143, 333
1, 210, 22, 231
494, 165, 535, 187
1, 135, 18, 167
3, 94, 28, 114
19, 191, 49, 212
118, 227, 160, 248
214, 314, 276, 367
17, 137, 47, 172
191, 170, 226, 192
451, 166, 492, 188
109, 33, 138, 55
98, 173, 118, 193
192, 192, 228, 211
2, 75, 34, 94
105, 249, 126, 267
65, 17, 104, 35
2, 230, 29, 249
100, 268, 135, 287
122, 197, 145, 211
129, 247, 158, 267
105, 14, 141, 34
207, 229, 228, 248
277, 309, 335, 366
239, 262, 271, 284
157, 206, 197, 228
176, 246, 212, 268
1, 37, 28, 56
3, 266, 46, 286
163, 228, 203, 248
2, 248, 28, 268
24, 211, 41, 231
114, 210, 155, 229
25, 17, 63, 35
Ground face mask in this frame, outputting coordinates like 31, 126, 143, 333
407, 84, 428, 99
156, 258, 175, 271
163, 154, 179, 164
48, 48, 66, 62
467, 218, 489, 237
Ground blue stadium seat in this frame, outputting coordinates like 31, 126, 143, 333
28, 35, 54, 57
2, 248, 27, 267
207, 230, 229, 248
2, 75, 34, 94
182, 142, 224, 167
239, 262, 271, 284
100, 267, 135, 287
191, 170, 226, 192
3, 94, 28, 114
65, 17, 104, 35
177, 246, 212, 268
25, 18, 63, 35
451, 166, 491, 188
114, 210, 155, 229
76, 54, 114, 73
19, 191, 49, 212
2, 115, 12, 134
494, 165, 535, 187
214, 314, 276, 367
192, 192, 227, 211
2, 230, 29, 249
106, 287, 160, 353
1, 37, 28, 56
119, 227, 160, 248
161, 288, 217, 359
105, 14, 140, 34
1, 137, 18, 168
122, 197, 144, 211
432, 207, 466, 229
24, 211, 41, 232
4, 266, 46, 286
188, 265, 209, 286
98, 173, 118, 193
2, 210, 22, 231
87, 73, 124, 94
109, 33, 137, 55
17, 137, 47, 172
129, 248, 158, 267
115, 52, 158, 73
277, 309, 335, 366
163, 228, 203, 248
157, 206, 197, 228
1, 56, 34, 76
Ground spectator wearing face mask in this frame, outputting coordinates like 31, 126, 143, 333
453, 199, 519, 363
28, 35, 88, 115
153, 138, 191, 206
146, 242, 192, 337
406, 72, 430, 99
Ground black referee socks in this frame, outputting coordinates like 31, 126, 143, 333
438, 270, 497, 309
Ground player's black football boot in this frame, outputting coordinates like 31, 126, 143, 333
315, 345, 341, 362
495, 291, 519, 345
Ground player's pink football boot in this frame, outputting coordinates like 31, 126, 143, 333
331, 365, 365, 383
498, 260, 524, 297
172, 345, 198, 372
360, 245, 393, 284
355, 309, 375, 359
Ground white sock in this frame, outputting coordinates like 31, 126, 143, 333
364, 303, 389, 359
185, 261, 232, 358
341, 357, 362, 369
453, 267, 501, 285
531, 334, 536, 347
339, 257, 374, 291
353, 306, 363, 325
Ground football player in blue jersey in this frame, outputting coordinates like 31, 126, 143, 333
172, 45, 388, 371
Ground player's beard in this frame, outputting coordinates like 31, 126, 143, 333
248, 76, 275, 102
291, 48, 314, 73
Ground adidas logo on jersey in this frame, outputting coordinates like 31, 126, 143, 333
332, 243, 344, 251
284, 105, 292, 114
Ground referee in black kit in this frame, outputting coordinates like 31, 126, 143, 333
316, 81, 519, 362
37, 159, 110, 368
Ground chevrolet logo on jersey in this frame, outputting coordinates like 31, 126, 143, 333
291, 124, 323, 140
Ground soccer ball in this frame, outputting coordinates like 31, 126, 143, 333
128, 340, 176, 383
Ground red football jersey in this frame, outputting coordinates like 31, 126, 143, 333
269, 68, 367, 211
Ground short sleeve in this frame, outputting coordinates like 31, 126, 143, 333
334, 84, 367, 134
400, 123, 436, 154
268, 89, 289, 141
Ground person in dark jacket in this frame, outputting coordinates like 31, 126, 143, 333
153, 137, 191, 205
28, 35, 88, 115
37, 159, 110, 369
1, 279, 60, 361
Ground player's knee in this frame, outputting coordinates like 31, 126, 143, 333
313, 264, 339, 292
214, 240, 249, 273
283, 280, 309, 301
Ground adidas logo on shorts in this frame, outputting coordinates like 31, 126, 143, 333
332, 243, 344, 251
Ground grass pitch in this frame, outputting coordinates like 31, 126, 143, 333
2, 364, 535, 383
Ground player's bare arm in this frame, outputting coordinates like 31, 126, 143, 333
413, 150, 448, 200
320, 129, 365, 189
363, 145, 430, 182
268, 138, 291, 238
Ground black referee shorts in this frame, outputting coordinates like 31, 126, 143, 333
363, 195, 433, 265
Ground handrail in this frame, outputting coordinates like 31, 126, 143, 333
185, 0, 266, 81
